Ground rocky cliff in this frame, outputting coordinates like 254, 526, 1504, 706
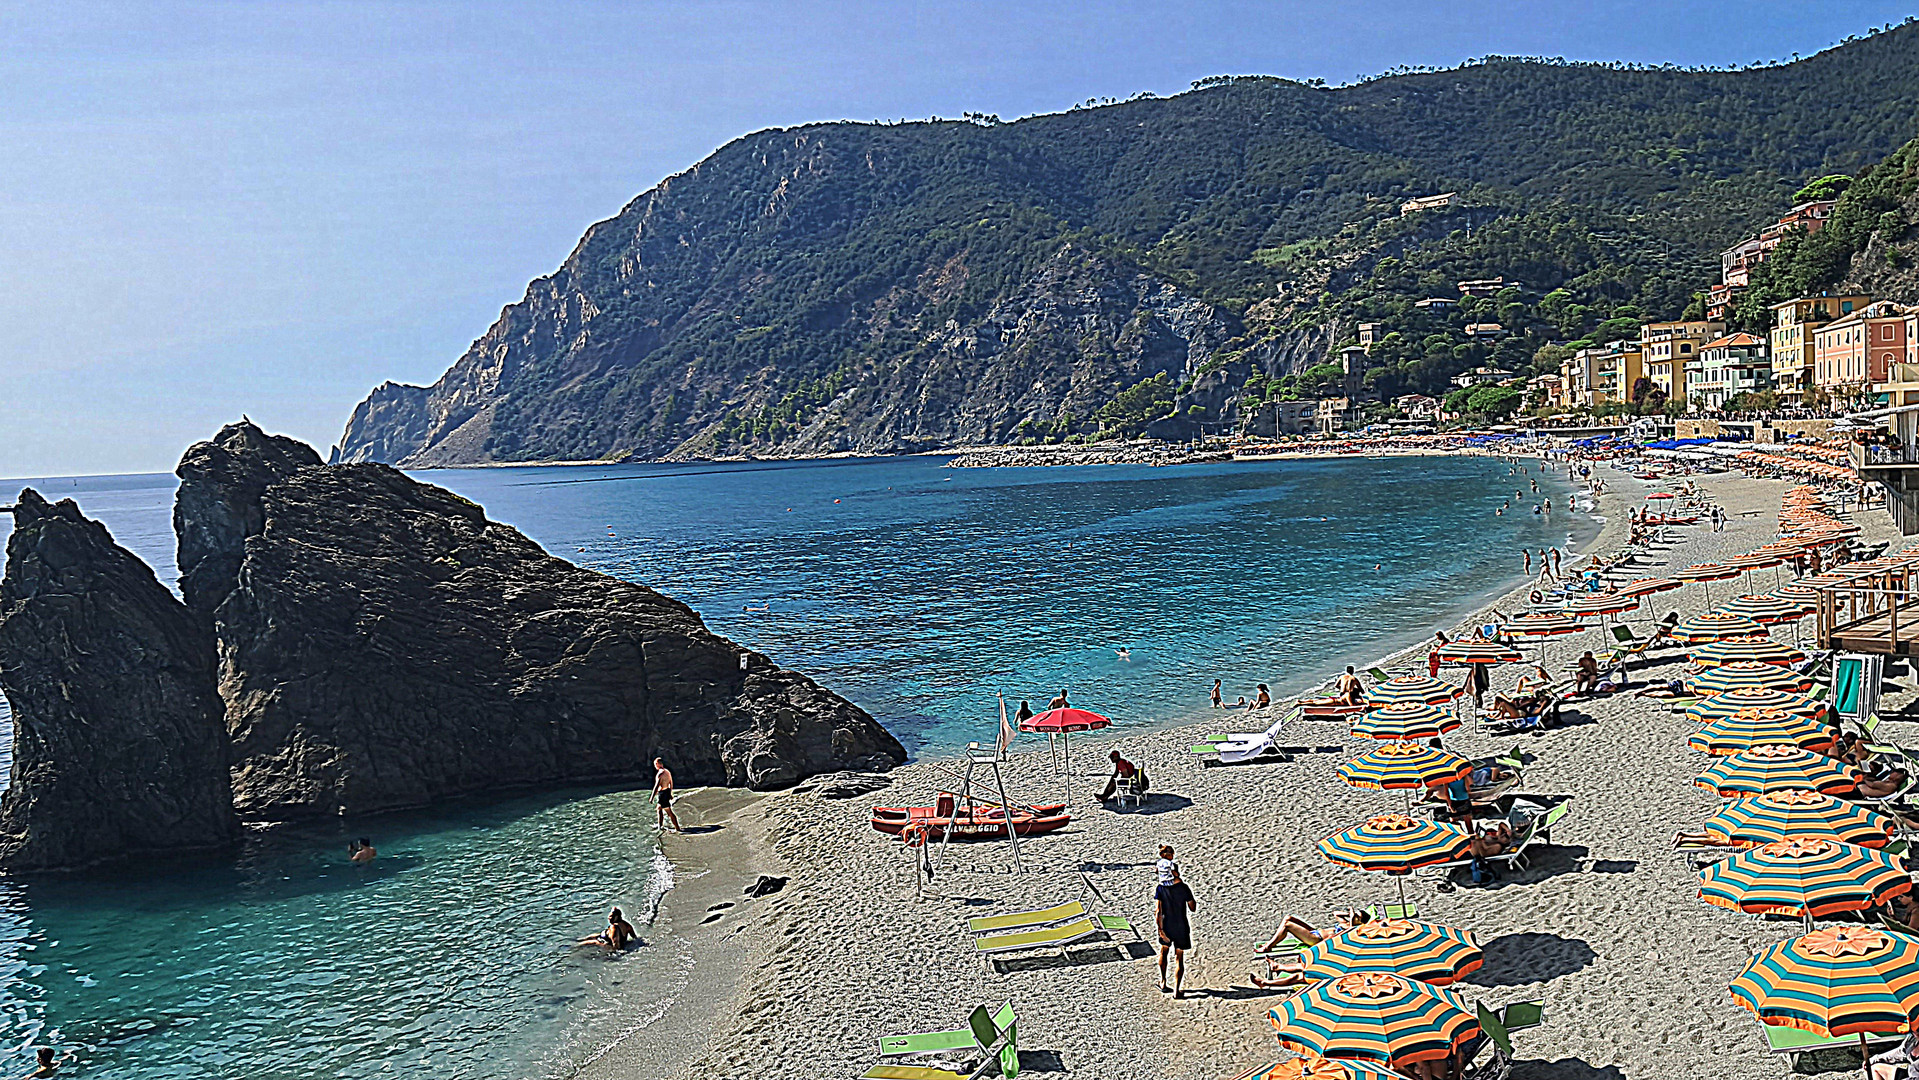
335, 27, 1919, 464
0, 491, 238, 870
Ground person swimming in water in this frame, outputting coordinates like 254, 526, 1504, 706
579, 907, 638, 950
1116, 648, 1131, 660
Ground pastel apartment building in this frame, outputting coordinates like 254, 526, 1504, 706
1641, 320, 1723, 405
1771, 294, 1871, 398
1690, 333, 1770, 410
1813, 301, 1914, 404
1560, 341, 1645, 407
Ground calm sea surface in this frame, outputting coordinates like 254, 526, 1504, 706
0, 452, 1590, 1077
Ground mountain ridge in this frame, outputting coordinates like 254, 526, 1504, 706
337, 22, 1919, 464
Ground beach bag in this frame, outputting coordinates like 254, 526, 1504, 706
1470, 858, 1498, 885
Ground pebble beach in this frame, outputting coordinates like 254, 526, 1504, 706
591, 463, 1904, 1080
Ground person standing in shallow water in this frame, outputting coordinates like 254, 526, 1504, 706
653, 758, 681, 833
1015, 699, 1035, 725
1210, 680, 1222, 708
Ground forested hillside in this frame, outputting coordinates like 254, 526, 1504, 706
337, 21, 1919, 464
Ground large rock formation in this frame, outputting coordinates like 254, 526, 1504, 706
186, 423, 903, 818
174, 420, 323, 618
0, 490, 238, 870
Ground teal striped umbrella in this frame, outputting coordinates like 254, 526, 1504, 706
1701, 790, 1894, 850
1722, 594, 1812, 625
1691, 661, 1813, 696
1731, 926, 1919, 1076
1694, 745, 1857, 798
1699, 838, 1910, 922
1318, 815, 1473, 873
1300, 919, 1483, 986
1688, 708, 1833, 755
1336, 742, 1471, 791
1269, 973, 1478, 1072
1225, 1059, 1409, 1080
1349, 702, 1462, 742
1685, 688, 1829, 726
1688, 635, 1806, 669
1674, 611, 1767, 644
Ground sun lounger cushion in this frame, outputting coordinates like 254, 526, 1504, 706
967, 901, 1084, 935
974, 915, 1103, 955
862, 1065, 975, 1080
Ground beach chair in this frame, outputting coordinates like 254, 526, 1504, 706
1209, 708, 1304, 766
1532, 801, 1573, 846
1764, 1022, 1897, 1071
1672, 832, 1734, 870
1364, 902, 1420, 920
1189, 707, 1299, 758
866, 1001, 1017, 1080
973, 914, 1137, 965
1461, 1003, 1514, 1080
967, 901, 1085, 936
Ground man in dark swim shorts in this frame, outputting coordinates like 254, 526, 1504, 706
1154, 846, 1198, 998
653, 758, 681, 832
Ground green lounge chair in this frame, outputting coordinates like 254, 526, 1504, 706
1365, 902, 1419, 921
1499, 999, 1544, 1032
1764, 1022, 1897, 1069
867, 1002, 1017, 1080
967, 902, 1085, 936
1534, 801, 1573, 845
973, 914, 1136, 958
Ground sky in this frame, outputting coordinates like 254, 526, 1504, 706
4, 0, 1916, 476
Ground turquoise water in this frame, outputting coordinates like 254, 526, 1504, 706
0, 452, 1589, 1077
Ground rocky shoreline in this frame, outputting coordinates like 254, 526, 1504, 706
945, 441, 1233, 468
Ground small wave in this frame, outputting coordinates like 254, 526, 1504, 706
641, 848, 674, 925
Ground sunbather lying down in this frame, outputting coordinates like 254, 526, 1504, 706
1490, 691, 1551, 720
1248, 912, 1370, 988
1634, 679, 1689, 699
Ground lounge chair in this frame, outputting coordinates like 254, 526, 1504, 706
973, 914, 1136, 964
1364, 902, 1420, 920
967, 901, 1086, 936
1672, 831, 1734, 871
1764, 1022, 1897, 1071
866, 1001, 1017, 1080
1197, 708, 1303, 765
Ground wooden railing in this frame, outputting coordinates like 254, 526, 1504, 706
1815, 578, 1918, 653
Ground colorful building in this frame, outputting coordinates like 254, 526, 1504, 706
1771, 295, 1871, 399
1812, 302, 1912, 405
1691, 333, 1770, 410
1641, 320, 1723, 405
1709, 200, 1840, 320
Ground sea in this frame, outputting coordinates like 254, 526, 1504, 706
0, 452, 1593, 1078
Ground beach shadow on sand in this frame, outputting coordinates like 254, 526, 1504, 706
989, 941, 1148, 973
1463, 931, 1597, 987
1014, 1049, 1067, 1074
1101, 794, 1193, 816
1514, 1059, 1624, 1079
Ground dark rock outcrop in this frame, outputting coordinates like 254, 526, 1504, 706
200, 441, 902, 818
174, 421, 322, 618
0, 490, 237, 870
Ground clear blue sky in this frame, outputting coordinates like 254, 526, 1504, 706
4, 0, 1913, 476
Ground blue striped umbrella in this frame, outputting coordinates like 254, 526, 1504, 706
1269, 973, 1478, 1072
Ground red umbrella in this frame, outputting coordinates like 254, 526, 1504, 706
1020, 707, 1112, 805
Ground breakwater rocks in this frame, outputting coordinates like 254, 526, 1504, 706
0, 491, 239, 871
0, 422, 904, 870
945, 441, 1233, 468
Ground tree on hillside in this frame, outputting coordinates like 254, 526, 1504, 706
1795, 175, 1853, 203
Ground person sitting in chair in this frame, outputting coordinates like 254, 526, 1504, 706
1096, 750, 1144, 803
1573, 651, 1600, 695
1857, 766, 1911, 800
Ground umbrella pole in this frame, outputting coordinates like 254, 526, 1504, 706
1396, 872, 1408, 913
1858, 1031, 1871, 1080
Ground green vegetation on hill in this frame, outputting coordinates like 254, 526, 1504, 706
338, 20, 1919, 464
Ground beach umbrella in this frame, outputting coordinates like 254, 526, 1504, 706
1699, 838, 1909, 925
1686, 687, 1829, 726
1674, 611, 1767, 643
1689, 709, 1834, 755
1675, 562, 1742, 605
1503, 612, 1585, 649
1299, 919, 1484, 986
1435, 640, 1522, 666
1619, 577, 1683, 597
1268, 973, 1479, 1072
1366, 675, 1463, 708
1019, 707, 1111, 806
1646, 491, 1676, 500
1350, 702, 1463, 742
1691, 661, 1814, 696
1336, 742, 1471, 791
1730, 926, 1919, 1080
1224, 1058, 1410, 1080
1688, 636, 1807, 669
1318, 814, 1472, 908
1722, 594, 1812, 625
1695, 745, 1858, 798
1727, 551, 1787, 571
1701, 790, 1894, 849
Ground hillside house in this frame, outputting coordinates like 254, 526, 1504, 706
1711, 200, 1841, 319
1414, 297, 1457, 311
1399, 192, 1458, 216
1456, 277, 1518, 298
1692, 333, 1770, 410
1450, 367, 1515, 389
1395, 394, 1439, 420
1463, 322, 1506, 339
1642, 320, 1723, 406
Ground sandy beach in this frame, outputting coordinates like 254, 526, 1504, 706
589, 463, 1904, 1080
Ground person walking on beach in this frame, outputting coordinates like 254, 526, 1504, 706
1522, 550, 1532, 575
1428, 632, 1447, 679
653, 758, 682, 833
1153, 846, 1197, 998
1550, 548, 1561, 577
1210, 680, 1222, 709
